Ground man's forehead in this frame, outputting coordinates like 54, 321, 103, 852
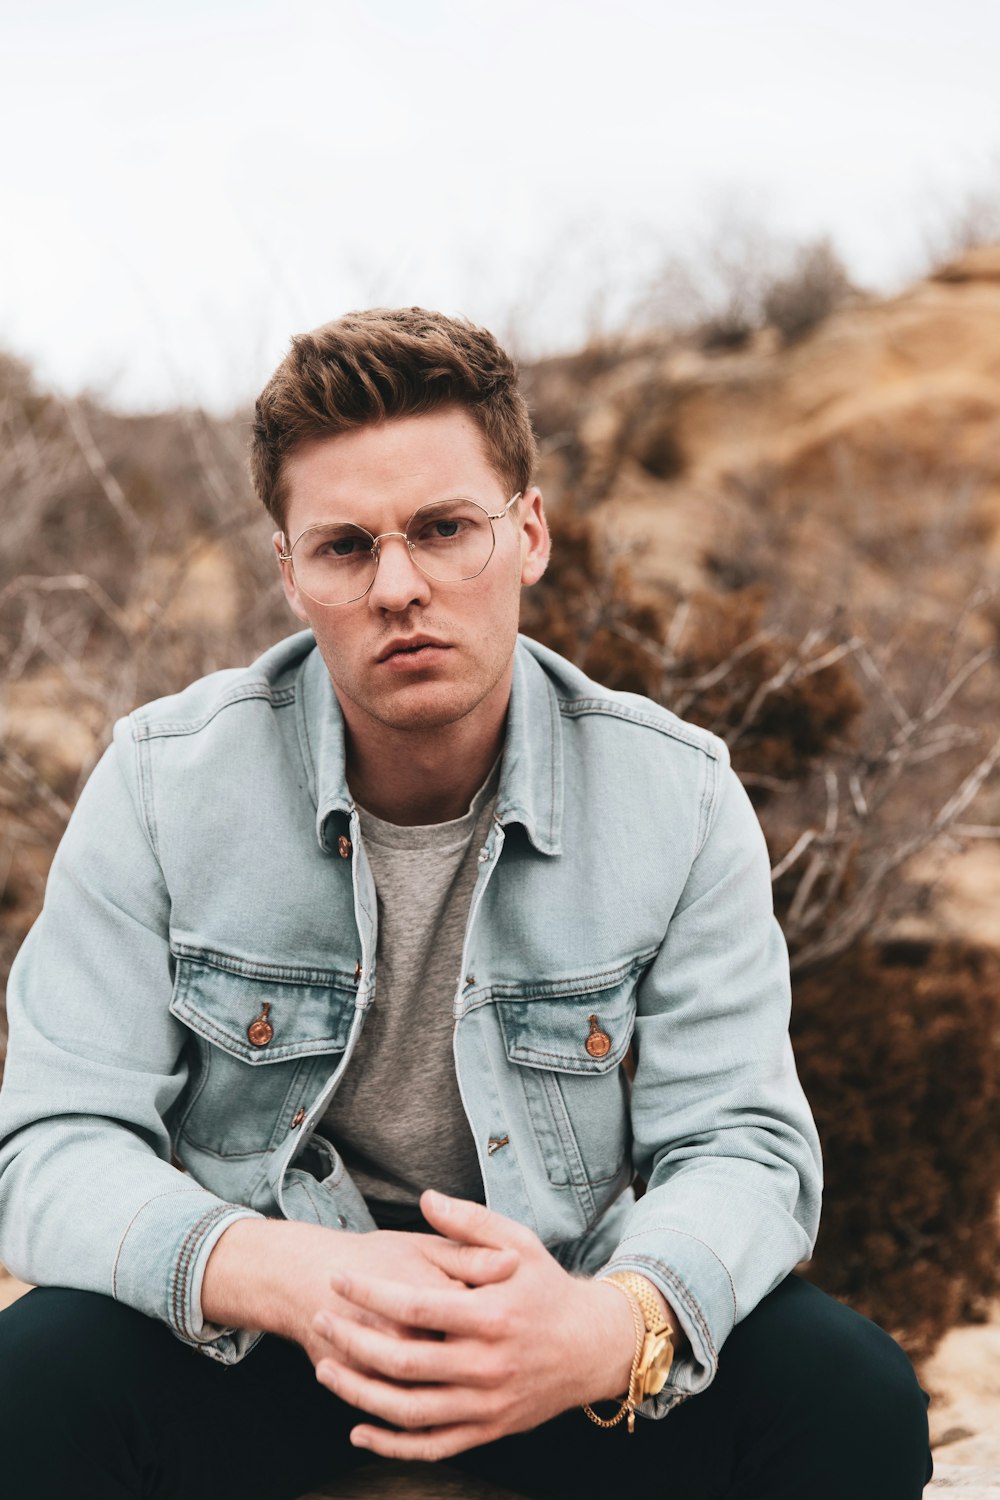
281, 411, 504, 529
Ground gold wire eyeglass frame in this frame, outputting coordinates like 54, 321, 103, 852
278, 491, 523, 606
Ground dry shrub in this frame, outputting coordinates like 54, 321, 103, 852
522, 514, 862, 786
636, 223, 857, 353
648, 588, 862, 786
792, 939, 1000, 1359
761, 238, 854, 344
520, 512, 671, 695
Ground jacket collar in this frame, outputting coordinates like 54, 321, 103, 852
494, 638, 563, 856
297, 634, 563, 857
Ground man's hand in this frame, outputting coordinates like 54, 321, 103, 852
200, 1215, 519, 1370
311, 1190, 646, 1462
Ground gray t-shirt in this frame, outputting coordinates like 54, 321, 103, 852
321, 766, 499, 1229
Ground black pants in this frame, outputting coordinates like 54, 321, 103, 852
0, 1275, 932, 1500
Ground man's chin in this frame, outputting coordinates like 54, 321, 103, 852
356, 682, 484, 734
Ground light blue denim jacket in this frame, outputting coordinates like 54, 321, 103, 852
0, 631, 821, 1415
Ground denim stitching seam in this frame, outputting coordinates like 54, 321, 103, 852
111, 1187, 208, 1299
131, 728, 161, 862
134, 685, 296, 741
557, 698, 725, 755
694, 750, 720, 861
170, 944, 353, 986
546, 1073, 596, 1208
613, 1223, 738, 1326
617, 1251, 718, 1361
172, 1204, 232, 1338
487, 949, 658, 1000
548, 681, 560, 845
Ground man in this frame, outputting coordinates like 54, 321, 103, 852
0, 309, 931, 1498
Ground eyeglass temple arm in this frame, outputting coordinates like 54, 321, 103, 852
486, 492, 523, 521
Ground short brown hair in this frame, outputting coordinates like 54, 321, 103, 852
250, 307, 538, 529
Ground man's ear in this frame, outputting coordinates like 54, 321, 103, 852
272, 530, 310, 624
518, 488, 551, 587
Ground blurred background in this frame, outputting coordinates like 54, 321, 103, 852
2, 0, 1000, 1482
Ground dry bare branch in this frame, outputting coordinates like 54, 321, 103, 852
63, 400, 143, 540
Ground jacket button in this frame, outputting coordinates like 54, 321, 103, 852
354, 960, 362, 982
290, 1106, 306, 1129
337, 1215, 348, 1229
585, 1014, 611, 1059
338, 835, 352, 859
247, 1003, 273, 1047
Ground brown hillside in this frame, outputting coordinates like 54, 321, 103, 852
526, 245, 1000, 620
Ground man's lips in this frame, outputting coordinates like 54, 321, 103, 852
375, 637, 451, 664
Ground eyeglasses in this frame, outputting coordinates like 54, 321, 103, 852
279, 492, 522, 607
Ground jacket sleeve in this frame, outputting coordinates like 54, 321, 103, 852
601, 755, 823, 1413
0, 722, 265, 1363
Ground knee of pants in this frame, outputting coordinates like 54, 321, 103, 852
726, 1276, 931, 1449
0, 1287, 150, 1442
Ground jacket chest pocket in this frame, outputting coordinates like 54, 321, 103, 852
494, 967, 639, 1191
169, 951, 359, 1159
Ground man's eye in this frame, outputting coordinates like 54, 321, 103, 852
414, 516, 466, 543
313, 533, 368, 559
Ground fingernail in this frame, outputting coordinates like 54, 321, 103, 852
330, 1271, 348, 1293
350, 1428, 370, 1449
313, 1312, 334, 1336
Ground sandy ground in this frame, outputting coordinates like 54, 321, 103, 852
923, 1302, 1000, 1495
1, 1267, 996, 1495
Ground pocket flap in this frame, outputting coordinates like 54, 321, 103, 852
170, 951, 358, 1065
494, 975, 637, 1075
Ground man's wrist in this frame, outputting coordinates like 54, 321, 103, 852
587, 1277, 641, 1401
582, 1270, 680, 1434
603, 1270, 689, 1355
201, 1217, 342, 1341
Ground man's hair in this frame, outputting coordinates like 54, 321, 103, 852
250, 307, 539, 530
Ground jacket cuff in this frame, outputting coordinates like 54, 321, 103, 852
112, 1187, 266, 1366
599, 1223, 737, 1417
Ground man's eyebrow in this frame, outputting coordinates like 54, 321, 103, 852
299, 490, 491, 523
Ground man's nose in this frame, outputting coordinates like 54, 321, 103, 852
366, 533, 433, 611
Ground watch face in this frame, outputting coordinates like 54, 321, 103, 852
640, 1332, 674, 1398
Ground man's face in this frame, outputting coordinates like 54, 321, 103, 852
274, 408, 549, 739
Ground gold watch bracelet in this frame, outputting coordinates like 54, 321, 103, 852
582, 1284, 646, 1435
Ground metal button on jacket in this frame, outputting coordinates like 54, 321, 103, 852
290, 1106, 306, 1129
585, 1014, 612, 1059
338, 835, 352, 859
247, 1003, 273, 1047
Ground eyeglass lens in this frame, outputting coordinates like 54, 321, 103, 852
289, 498, 498, 605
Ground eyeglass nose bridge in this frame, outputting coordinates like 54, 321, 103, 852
368, 529, 425, 587
369, 529, 412, 558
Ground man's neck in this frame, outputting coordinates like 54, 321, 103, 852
343, 704, 507, 827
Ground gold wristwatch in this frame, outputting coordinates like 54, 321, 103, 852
583, 1271, 675, 1435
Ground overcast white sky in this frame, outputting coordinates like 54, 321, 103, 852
3, 0, 1000, 410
